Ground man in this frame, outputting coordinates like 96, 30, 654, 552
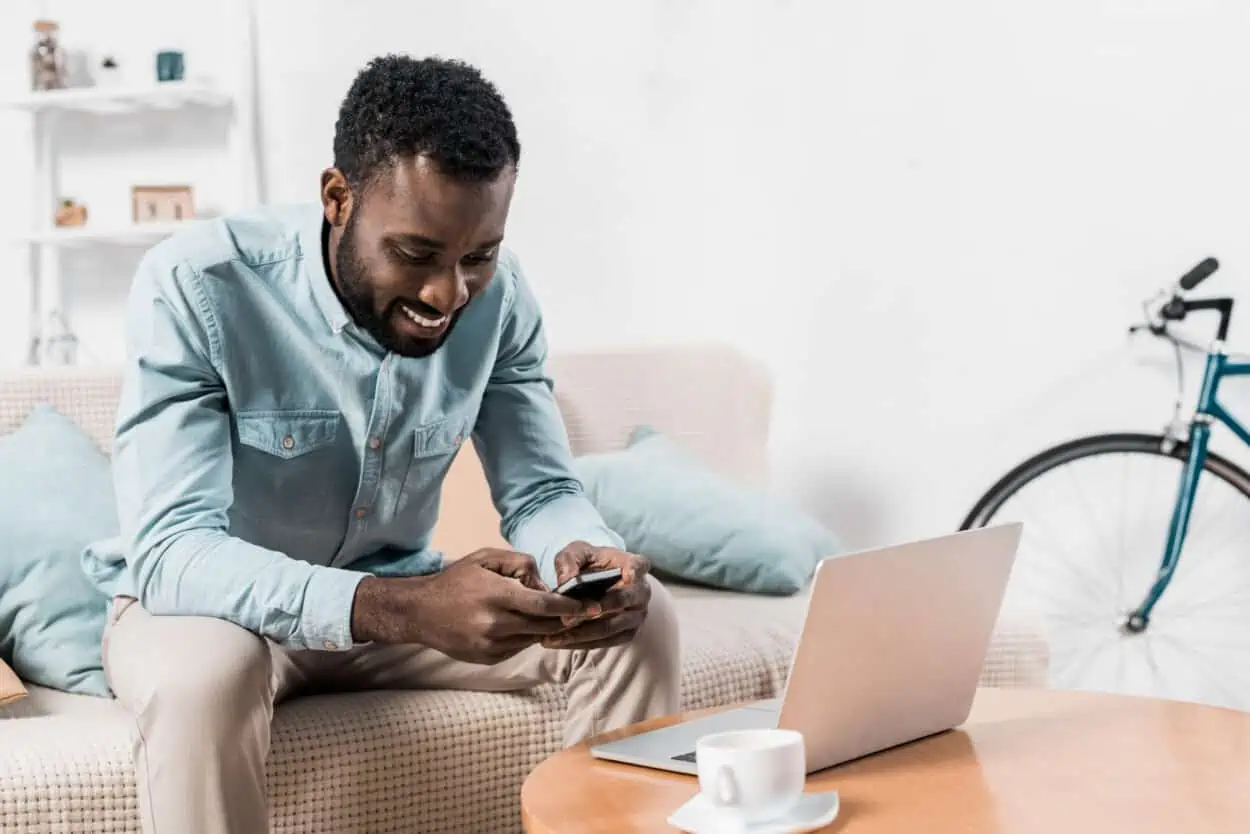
85, 55, 681, 834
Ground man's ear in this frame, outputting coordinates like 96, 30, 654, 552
320, 168, 353, 227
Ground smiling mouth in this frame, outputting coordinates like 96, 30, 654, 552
399, 301, 448, 331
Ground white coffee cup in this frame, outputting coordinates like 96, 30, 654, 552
695, 728, 806, 824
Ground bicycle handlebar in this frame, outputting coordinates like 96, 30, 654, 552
1179, 257, 1219, 290
1132, 256, 1233, 345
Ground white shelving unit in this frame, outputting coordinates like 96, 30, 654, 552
19, 218, 205, 247
2, 80, 232, 114
2, 6, 262, 365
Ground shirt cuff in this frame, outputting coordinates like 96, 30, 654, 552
510, 493, 624, 589
299, 566, 371, 651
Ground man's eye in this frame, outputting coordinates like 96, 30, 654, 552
397, 250, 437, 266
463, 251, 497, 266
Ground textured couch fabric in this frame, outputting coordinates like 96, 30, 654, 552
0, 347, 1049, 833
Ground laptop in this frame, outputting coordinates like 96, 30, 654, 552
590, 523, 1022, 775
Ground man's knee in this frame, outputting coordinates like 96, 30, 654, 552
106, 602, 274, 726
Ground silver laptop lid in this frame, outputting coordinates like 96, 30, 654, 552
778, 523, 1022, 772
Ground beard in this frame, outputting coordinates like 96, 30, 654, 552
331, 213, 460, 359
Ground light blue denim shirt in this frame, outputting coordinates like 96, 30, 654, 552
82, 204, 621, 652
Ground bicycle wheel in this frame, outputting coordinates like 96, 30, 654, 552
962, 433, 1250, 711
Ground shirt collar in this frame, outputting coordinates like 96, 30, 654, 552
299, 209, 351, 335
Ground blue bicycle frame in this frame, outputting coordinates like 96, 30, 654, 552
1134, 347, 1250, 625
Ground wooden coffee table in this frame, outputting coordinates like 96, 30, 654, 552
522, 687, 1250, 832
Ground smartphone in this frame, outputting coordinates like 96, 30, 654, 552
554, 568, 623, 602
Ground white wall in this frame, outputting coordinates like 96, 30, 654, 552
2, 0, 1250, 549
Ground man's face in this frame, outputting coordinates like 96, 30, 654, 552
322, 156, 515, 358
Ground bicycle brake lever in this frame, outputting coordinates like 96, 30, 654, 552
1129, 323, 1168, 337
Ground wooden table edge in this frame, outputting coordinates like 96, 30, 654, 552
521, 687, 1250, 834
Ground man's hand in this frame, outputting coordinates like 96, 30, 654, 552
350, 549, 594, 664
543, 541, 652, 651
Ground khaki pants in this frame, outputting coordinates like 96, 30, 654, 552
102, 577, 681, 834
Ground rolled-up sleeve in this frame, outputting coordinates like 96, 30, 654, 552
471, 257, 622, 589
112, 252, 368, 650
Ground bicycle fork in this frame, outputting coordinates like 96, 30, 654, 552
1123, 417, 1218, 634
1122, 421, 1209, 633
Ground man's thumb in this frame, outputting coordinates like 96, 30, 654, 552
475, 549, 530, 578
553, 551, 582, 584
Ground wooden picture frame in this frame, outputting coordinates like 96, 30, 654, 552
131, 185, 195, 224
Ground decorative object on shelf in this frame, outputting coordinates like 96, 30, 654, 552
132, 185, 195, 223
30, 20, 67, 91
96, 56, 122, 87
54, 199, 88, 228
156, 50, 185, 83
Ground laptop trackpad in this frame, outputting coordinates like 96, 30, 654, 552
595, 701, 780, 762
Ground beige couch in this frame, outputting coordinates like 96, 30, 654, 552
0, 345, 1048, 833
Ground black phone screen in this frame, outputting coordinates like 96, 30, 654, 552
555, 568, 622, 601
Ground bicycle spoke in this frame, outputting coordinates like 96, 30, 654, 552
1113, 453, 1133, 604
1170, 514, 1250, 590
1151, 631, 1247, 709
1060, 458, 1121, 582
1007, 492, 1114, 603
1039, 609, 1105, 630
1014, 583, 1106, 624
1153, 627, 1250, 654
1177, 477, 1244, 552
1143, 633, 1163, 681
1164, 591, 1250, 621
1057, 633, 1118, 687
1007, 460, 1157, 612
1123, 451, 1168, 582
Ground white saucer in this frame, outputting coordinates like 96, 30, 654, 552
666, 791, 840, 833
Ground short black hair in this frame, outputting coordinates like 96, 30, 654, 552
333, 55, 520, 189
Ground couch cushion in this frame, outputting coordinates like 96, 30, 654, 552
0, 405, 114, 696
576, 427, 841, 594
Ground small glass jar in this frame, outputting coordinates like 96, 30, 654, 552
30, 20, 66, 92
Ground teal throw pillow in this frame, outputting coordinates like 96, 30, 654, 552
0, 405, 114, 696
574, 427, 840, 594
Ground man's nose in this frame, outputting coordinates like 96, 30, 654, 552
418, 268, 469, 315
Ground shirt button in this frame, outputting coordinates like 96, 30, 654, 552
281, 435, 295, 450
355, 507, 368, 519
324, 640, 338, 650
453, 434, 463, 446
368, 436, 381, 450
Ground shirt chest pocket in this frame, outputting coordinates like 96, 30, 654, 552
233, 410, 351, 528
392, 412, 476, 521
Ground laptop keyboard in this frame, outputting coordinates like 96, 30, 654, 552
671, 751, 697, 763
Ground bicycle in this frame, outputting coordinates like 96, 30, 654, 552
960, 257, 1250, 710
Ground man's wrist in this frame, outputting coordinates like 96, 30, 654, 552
350, 573, 437, 645
351, 576, 399, 644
